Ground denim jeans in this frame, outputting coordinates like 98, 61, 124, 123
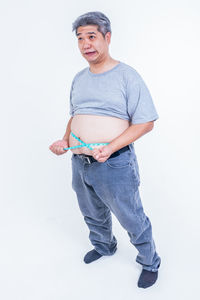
71, 143, 161, 272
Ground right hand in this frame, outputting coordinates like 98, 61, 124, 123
49, 140, 69, 155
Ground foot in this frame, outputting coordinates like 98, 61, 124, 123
83, 249, 103, 264
137, 269, 158, 288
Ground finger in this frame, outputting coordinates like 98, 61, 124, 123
97, 152, 108, 158
98, 158, 107, 163
96, 154, 107, 161
94, 153, 101, 159
93, 151, 100, 158
93, 149, 100, 154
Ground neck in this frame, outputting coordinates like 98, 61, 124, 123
89, 56, 119, 74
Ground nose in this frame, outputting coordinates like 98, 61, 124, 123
82, 40, 91, 50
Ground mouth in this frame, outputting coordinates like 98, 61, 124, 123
84, 51, 97, 56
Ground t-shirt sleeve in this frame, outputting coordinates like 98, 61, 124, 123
126, 74, 159, 125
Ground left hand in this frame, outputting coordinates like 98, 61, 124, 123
92, 145, 113, 163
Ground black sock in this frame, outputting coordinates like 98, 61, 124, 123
84, 249, 103, 264
137, 269, 158, 288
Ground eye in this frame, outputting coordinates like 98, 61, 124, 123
89, 35, 95, 39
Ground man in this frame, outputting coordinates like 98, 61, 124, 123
49, 11, 161, 289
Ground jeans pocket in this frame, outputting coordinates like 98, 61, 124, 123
106, 151, 131, 168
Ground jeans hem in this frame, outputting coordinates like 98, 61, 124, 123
142, 267, 159, 272
138, 258, 161, 272
95, 245, 117, 256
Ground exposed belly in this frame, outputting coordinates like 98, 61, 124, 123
69, 114, 131, 155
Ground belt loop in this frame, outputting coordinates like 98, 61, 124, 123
86, 157, 91, 164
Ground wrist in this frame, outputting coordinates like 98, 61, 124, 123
62, 135, 69, 142
108, 143, 116, 154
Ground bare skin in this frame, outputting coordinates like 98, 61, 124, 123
69, 114, 131, 155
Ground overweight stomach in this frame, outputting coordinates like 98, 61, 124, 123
69, 114, 130, 155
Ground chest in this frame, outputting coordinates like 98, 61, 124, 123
72, 76, 127, 107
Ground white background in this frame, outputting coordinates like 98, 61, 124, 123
0, 0, 200, 299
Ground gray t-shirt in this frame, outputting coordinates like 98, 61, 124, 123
69, 61, 159, 125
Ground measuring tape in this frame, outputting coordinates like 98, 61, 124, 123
63, 131, 109, 151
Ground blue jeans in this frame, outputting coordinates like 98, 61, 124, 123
71, 143, 161, 272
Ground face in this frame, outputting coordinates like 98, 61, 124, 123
76, 25, 111, 64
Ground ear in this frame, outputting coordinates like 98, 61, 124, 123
105, 32, 111, 45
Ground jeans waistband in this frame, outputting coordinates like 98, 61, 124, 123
74, 145, 130, 164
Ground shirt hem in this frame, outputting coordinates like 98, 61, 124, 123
131, 116, 159, 124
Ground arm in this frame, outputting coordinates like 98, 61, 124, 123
49, 116, 73, 155
108, 121, 154, 153
92, 121, 154, 162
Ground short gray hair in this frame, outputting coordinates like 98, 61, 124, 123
72, 11, 112, 38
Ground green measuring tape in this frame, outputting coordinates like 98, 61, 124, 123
63, 131, 109, 151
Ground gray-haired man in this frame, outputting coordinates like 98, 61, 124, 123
49, 11, 161, 289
